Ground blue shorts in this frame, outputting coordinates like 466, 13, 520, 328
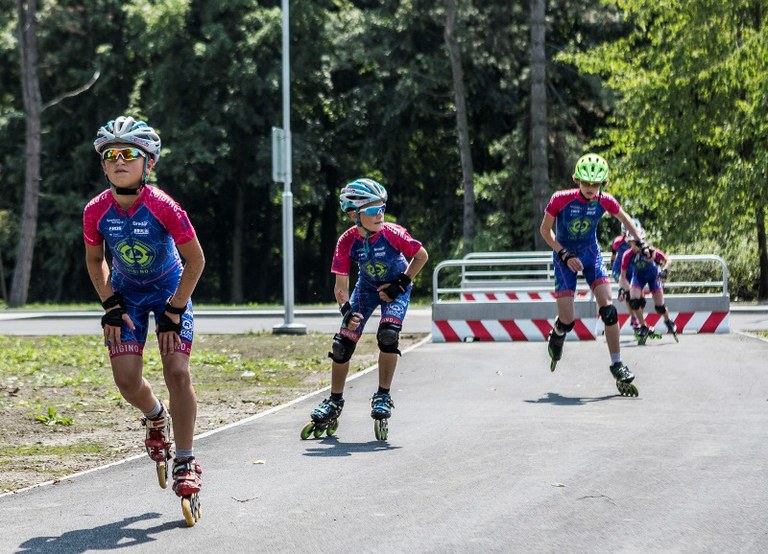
338, 283, 411, 342
553, 244, 610, 297
631, 273, 663, 294
108, 286, 194, 358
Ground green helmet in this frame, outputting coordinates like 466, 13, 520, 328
573, 153, 609, 183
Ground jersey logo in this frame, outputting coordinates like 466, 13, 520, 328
115, 238, 156, 268
363, 260, 388, 280
568, 218, 592, 236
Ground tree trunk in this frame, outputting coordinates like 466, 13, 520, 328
444, 0, 474, 255
757, 201, 768, 300
229, 181, 244, 303
529, 0, 549, 250
10, 0, 42, 307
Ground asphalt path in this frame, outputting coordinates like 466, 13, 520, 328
1, 308, 767, 552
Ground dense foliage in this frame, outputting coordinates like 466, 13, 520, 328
0, 0, 764, 304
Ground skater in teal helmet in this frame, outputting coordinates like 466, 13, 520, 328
300, 178, 428, 441
84, 116, 205, 525
539, 153, 650, 396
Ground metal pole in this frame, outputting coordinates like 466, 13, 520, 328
273, 0, 306, 335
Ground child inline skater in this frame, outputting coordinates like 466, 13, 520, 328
539, 153, 649, 396
301, 178, 428, 440
611, 219, 642, 333
618, 228, 676, 344
83, 116, 205, 525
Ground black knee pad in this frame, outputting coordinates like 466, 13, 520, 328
377, 322, 402, 355
655, 303, 667, 314
629, 297, 645, 310
555, 318, 575, 334
599, 304, 619, 326
328, 333, 356, 363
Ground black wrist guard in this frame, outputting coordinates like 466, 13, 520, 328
557, 248, 576, 264
164, 301, 187, 315
157, 312, 182, 334
658, 268, 668, 280
340, 301, 360, 327
101, 292, 124, 310
101, 309, 124, 328
617, 287, 627, 301
381, 273, 412, 300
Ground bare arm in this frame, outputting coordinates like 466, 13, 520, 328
333, 274, 351, 305
404, 246, 429, 280
168, 237, 206, 309
84, 242, 114, 302
539, 213, 583, 272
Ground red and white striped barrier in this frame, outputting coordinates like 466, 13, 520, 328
460, 291, 589, 302
432, 318, 597, 342
432, 311, 729, 342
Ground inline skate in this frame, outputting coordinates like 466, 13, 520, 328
172, 457, 202, 527
371, 392, 395, 441
142, 404, 173, 489
665, 319, 679, 343
300, 397, 344, 439
547, 329, 566, 372
610, 362, 638, 397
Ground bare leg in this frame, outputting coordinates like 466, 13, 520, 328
162, 351, 196, 451
377, 351, 398, 389
111, 355, 158, 413
593, 283, 620, 354
331, 361, 350, 395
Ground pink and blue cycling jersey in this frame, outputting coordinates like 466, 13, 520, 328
544, 189, 621, 295
332, 223, 422, 288
83, 186, 196, 292
83, 186, 197, 357
331, 223, 422, 340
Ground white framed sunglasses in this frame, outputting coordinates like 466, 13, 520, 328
360, 204, 386, 216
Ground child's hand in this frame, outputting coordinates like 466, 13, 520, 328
377, 273, 411, 302
557, 248, 583, 273
340, 302, 363, 331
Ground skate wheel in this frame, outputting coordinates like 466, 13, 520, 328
327, 418, 339, 437
300, 422, 315, 440
156, 461, 168, 489
616, 381, 639, 397
374, 419, 389, 441
181, 494, 201, 527
313, 426, 325, 439
672, 334, 679, 343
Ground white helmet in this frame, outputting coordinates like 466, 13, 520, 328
621, 218, 643, 239
93, 116, 161, 162
339, 178, 388, 212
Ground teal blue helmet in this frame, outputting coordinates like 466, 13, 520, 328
339, 178, 387, 212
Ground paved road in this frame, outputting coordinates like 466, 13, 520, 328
1, 327, 768, 552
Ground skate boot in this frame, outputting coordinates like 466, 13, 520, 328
665, 319, 679, 343
636, 325, 650, 346
371, 392, 395, 441
610, 362, 638, 397
172, 457, 202, 527
142, 405, 173, 489
547, 329, 566, 372
630, 316, 642, 336
300, 397, 344, 440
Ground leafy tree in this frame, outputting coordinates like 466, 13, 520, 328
561, 0, 768, 298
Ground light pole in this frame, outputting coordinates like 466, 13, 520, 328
272, 0, 306, 335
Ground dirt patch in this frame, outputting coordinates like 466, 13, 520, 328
0, 332, 425, 493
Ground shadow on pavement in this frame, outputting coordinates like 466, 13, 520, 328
302, 436, 402, 457
524, 392, 617, 405
15, 512, 180, 553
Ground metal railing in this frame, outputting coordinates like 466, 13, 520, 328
435, 252, 729, 304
